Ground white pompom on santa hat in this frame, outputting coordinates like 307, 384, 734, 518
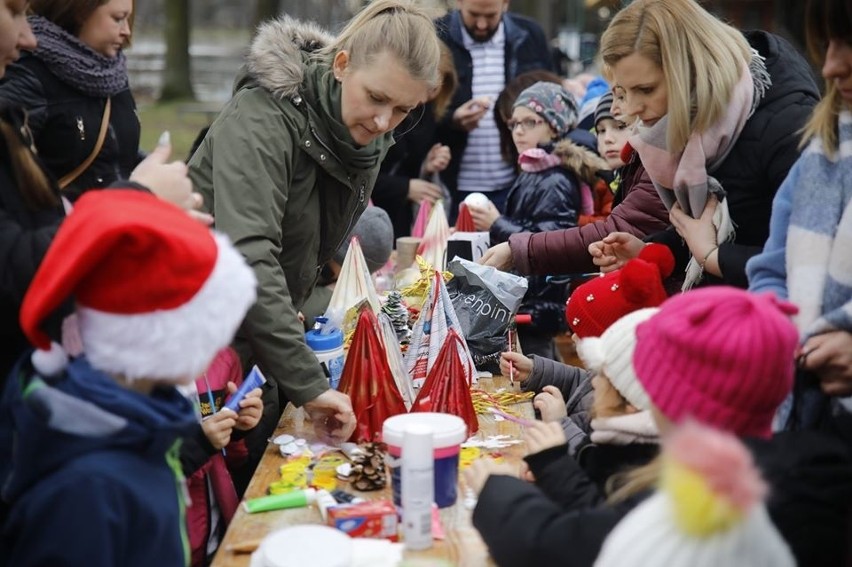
20, 189, 257, 384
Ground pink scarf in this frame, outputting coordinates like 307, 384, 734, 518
590, 411, 659, 446
629, 60, 761, 289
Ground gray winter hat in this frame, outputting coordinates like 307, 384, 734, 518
513, 81, 579, 138
334, 206, 394, 273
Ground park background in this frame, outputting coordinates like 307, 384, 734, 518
129, 0, 812, 159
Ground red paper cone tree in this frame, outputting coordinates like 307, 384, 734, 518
411, 328, 478, 434
339, 309, 408, 442
455, 203, 476, 232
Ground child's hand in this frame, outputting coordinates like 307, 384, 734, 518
500, 351, 533, 383
227, 381, 263, 431
518, 460, 536, 483
463, 458, 522, 496
468, 201, 500, 231
201, 409, 237, 450
533, 385, 567, 422
524, 420, 568, 456
588, 232, 645, 273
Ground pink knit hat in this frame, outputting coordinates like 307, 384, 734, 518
633, 287, 798, 439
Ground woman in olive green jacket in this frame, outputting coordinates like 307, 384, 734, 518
188, 1, 440, 469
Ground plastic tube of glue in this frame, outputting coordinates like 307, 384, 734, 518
243, 488, 316, 514
224, 365, 266, 413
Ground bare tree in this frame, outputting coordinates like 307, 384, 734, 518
160, 0, 195, 101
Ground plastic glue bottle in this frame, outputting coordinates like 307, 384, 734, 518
305, 317, 344, 389
402, 423, 434, 550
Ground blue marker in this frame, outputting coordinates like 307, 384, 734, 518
223, 365, 266, 413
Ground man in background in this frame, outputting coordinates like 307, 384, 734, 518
436, 0, 554, 216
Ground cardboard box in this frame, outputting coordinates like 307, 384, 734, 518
327, 499, 399, 541
447, 232, 490, 263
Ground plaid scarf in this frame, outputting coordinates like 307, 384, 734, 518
629, 53, 770, 289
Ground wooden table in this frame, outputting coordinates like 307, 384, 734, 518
211, 376, 532, 567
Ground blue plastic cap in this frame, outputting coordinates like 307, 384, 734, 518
305, 328, 343, 351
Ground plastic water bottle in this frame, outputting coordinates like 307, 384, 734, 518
402, 423, 434, 550
305, 323, 344, 390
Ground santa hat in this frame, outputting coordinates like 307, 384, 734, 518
20, 190, 257, 384
565, 243, 673, 338
595, 422, 795, 567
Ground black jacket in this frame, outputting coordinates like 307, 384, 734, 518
496, 167, 578, 333
650, 31, 819, 288
372, 107, 442, 239
0, 106, 65, 381
0, 53, 141, 202
472, 428, 852, 567
434, 10, 553, 194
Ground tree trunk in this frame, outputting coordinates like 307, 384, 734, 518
253, 0, 281, 28
160, 0, 195, 101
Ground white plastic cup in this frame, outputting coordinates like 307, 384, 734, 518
396, 236, 421, 272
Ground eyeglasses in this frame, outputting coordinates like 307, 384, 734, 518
507, 118, 546, 132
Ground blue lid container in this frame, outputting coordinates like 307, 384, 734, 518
305, 328, 343, 352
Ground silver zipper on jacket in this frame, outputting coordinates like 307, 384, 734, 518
76, 117, 85, 140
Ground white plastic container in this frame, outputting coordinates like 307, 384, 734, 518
402, 423, 434, 550
383, 412, 467, 508
305, 328, 345, 390
254, 525, 352, 567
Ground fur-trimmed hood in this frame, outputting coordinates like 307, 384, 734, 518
554, 139, 609, 186
245, 16, 335, 99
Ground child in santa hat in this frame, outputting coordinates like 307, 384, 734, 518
500, 242, 673, 455
0, 190, 257, 567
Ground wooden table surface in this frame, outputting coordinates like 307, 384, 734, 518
211, 376, 532, 567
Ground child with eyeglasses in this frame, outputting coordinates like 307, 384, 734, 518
467, 81, 607, 359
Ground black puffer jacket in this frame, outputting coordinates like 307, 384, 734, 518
650, 31, 819, 288
495, 166, 578, 334
495, 137, 607, 334
0, 105, 65, 382
0, 53, 141, 202
473, 428, 852, 567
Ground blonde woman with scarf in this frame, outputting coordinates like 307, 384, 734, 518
748, 0, 852, 433
578, 0, 819, 291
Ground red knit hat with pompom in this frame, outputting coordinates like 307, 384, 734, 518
565, 243, 674, 338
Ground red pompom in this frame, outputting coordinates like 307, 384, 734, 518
620, 261, 658, 304
638, 243, 676, 278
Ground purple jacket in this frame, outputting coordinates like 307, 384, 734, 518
508, 152, 669, 276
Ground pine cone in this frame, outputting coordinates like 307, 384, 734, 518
381, 291, 411, 344
349, 442, 387, 492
